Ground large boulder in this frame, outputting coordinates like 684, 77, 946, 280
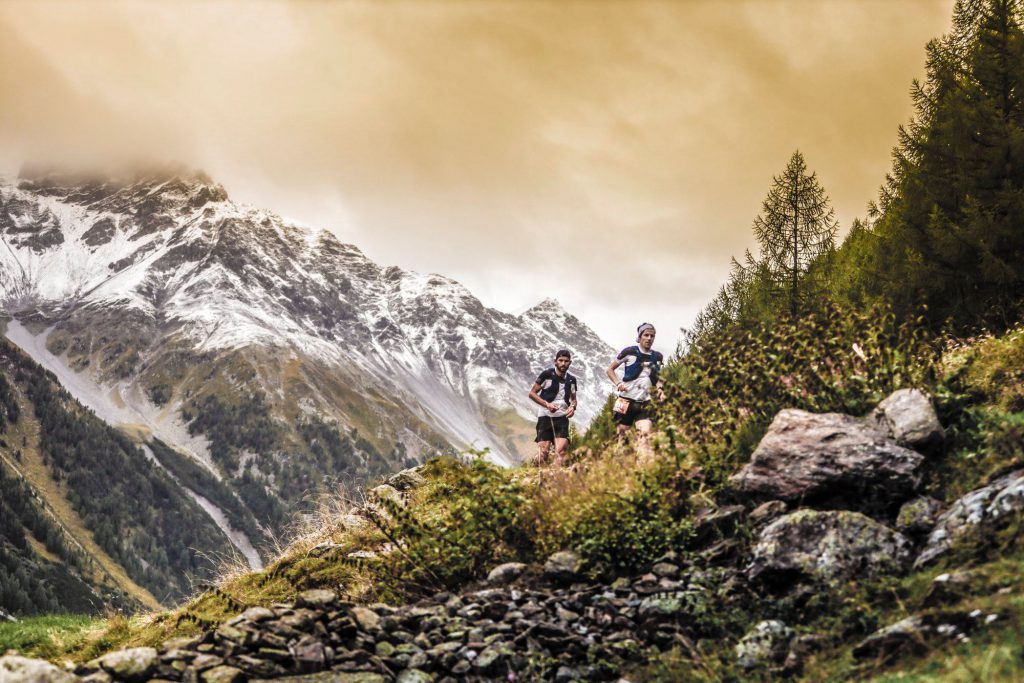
747, 509, 912, 587
915, 469, 1024, 568
730, 409, 924, 510
93, 647, 158, 681
0, 655, 77, 683
870, 389, 945, 454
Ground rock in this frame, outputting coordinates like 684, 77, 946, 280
748, 510, 912, 587
215, 623, 247, 644
853, 611, 979, 661
544, 550, 585, 585
749, 500, 788, 526
95, 647, 159, 681
292, 635, 327, 672
783, 634, 825, 676
896, 496, 944, 536
690, 505, 745, 546
473, 646, 507, 673
201, 665, 245, 683
729, 409, 924, 510
240, 607, 275, 623
0, 655, 78, 683
922, 570, 975, 607
79, 673, 112, 683
350, 606, 381, 631
638, 594, 686, 620
735, 620, 795, 670
259, 673, 386, 682
650, 562, 679, 580
486, 562, 526, 586
370, 484, 404, 507
555, 666, 583, 682
915, 469, 1024, 568
388, 467, 426, 491
395, 669, 434, 683
871, 389, 944, 453
296, 589, 337, 609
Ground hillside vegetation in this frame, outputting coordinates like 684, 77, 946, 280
5, 1, 1024, 681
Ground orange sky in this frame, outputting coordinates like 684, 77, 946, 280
0, 0, 956, 349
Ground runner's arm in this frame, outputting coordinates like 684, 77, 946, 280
605, 359, 627, 393
566, 381, 578, 418
528, 383, 555, 412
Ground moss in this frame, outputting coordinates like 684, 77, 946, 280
953, 327, 1024, 412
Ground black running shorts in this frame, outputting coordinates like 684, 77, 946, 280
535, 415, 570, 442
612, 399, 652, 427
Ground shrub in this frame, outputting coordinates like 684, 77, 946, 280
366, 454, 537, 599
655, 302, 938, 488
563, 457, 692, 574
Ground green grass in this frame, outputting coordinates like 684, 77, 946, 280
867, 611, 1024, 682
0, 614, 105, 661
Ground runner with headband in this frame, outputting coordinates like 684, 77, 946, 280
606, 323, 664, 454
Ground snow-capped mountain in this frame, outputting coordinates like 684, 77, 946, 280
0, 167, 614, 484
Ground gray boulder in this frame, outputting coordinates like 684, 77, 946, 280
543, 550, 585, 585
916, 469, 1024, 568
388, 467, 426, 491
871, 389, 945, 453
730, 409, 924, 510
0, 655, 77, 683
486, 562, 526, 586
93, 647, 158, 682
748, 509, 912, 586
735, 620, 795, 670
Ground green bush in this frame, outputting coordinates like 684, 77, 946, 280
566, 459, 692, 574
656, 302, 938, 488
367, 454, 537, 599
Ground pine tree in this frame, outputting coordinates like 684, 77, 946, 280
752, 151, 838, 317
863, 0, 1024, 329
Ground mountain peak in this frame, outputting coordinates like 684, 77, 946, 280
523, 298, 567, 316
14, 163, 228, 206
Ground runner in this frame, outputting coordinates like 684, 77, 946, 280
605, 323, 664, 455
528, 349, 578, 466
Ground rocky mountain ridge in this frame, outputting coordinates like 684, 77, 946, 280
0, 167, 614, 544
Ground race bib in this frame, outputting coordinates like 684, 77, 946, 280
613, 397, 631, 415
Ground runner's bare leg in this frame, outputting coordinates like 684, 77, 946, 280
634, 419, 654, 464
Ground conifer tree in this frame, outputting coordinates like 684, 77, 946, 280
752, 151, 838, 317
864, 0, 1024, 328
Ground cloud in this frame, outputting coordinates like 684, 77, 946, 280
0, 0, 955, 346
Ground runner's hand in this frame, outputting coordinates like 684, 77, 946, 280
616, 382, 627, 392
546, 402, 557, 412
566, 405, 576, 418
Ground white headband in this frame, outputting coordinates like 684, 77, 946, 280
636, 323, 655, 341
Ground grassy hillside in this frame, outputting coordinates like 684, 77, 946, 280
8, 308, 1023, 681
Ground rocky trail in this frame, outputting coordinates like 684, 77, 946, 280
4, 388, 1022, 682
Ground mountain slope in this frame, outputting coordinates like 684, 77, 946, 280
0, 335, 251, 612
0, 167, 614, 536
